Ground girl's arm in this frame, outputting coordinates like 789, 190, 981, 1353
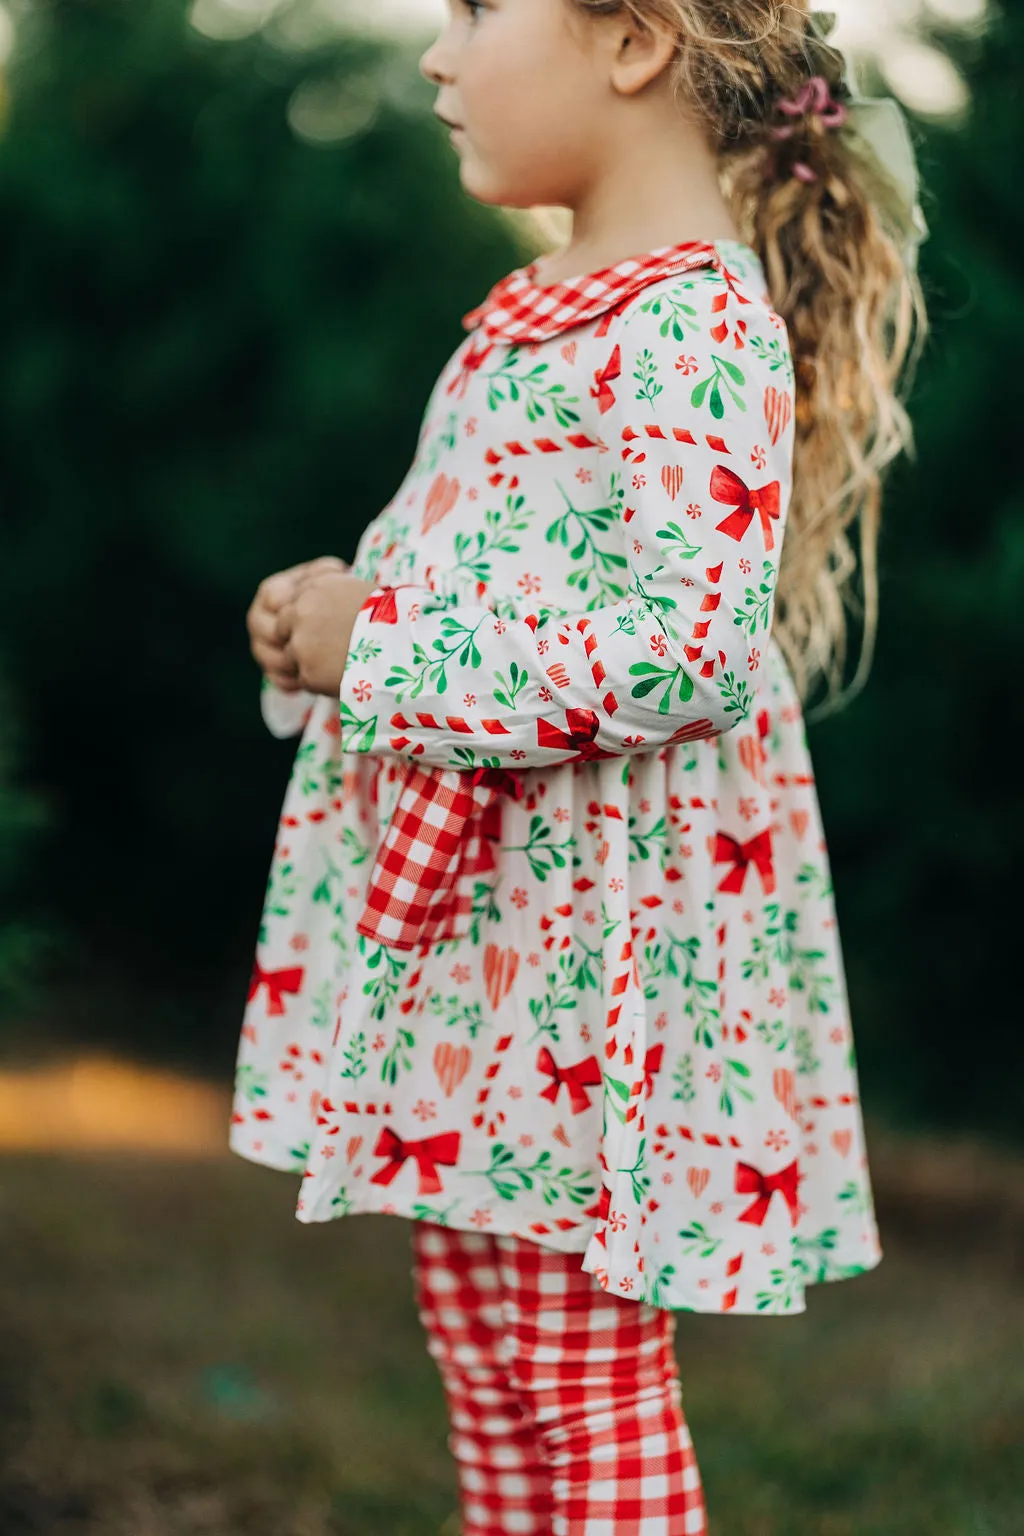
339, 275, 795, 771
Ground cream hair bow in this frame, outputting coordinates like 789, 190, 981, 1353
810, 9, 931, 273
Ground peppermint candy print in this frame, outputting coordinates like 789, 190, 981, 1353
230, 240, 882, 1315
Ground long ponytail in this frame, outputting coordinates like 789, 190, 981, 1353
564, 0, 929, 712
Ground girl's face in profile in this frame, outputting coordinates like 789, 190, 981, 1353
419, 0, 614, 209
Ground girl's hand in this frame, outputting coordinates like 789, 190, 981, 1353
247, 556, 350, 693
275, 569, 377, 698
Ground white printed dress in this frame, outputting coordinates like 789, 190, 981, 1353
230, 237, 883, 1315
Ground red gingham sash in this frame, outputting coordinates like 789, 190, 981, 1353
356, 761, 526, 952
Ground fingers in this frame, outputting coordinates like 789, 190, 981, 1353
247, 556, 351, 692
295, 555, 350, 580
251, 634, 299, 678
250, 594, 297, 678
265, 669, 304, 693
275, 555, 350, 601
253, 572, 297, 615
247, 603, 289, 659
251, 556, 349, 619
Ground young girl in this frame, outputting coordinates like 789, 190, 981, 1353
236, 2, 927, 1530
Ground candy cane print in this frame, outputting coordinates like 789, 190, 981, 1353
602, 934, 638, 1064
471, 1031, 514, 1136
619, 423, 736, 475
721, 1250, 745, 1312
682, 560, 726, 681
675, 1125, 742, 1149
708, 284, 750, 350
620, 423, 699, 472
484, 430, 607, 490
551, 615, 618, 717
386, 707, 514, 754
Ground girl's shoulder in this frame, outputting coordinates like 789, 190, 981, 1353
609, 241, 778, 335
604, 241, 791, 376
462, 238, 776, 352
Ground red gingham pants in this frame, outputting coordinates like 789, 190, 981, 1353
411, 1223, 708, 1536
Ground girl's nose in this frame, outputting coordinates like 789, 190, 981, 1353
419, 39, 449, 85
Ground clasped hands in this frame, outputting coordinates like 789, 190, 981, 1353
246, 556, 377, 697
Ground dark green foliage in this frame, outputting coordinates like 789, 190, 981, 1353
806, 8, 1024, 1140
0, 0, 525, 1064
0, 671, 54, 1017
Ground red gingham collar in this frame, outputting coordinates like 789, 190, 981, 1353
461, 238, 728, 344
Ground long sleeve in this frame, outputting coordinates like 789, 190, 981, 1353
339, 273, 795, 772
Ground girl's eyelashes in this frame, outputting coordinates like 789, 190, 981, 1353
461, 0, 486, 18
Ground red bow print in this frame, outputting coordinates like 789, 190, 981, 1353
710, 465, 782, 551
537, 1048, 603, 1116
590, 344, 622, 415
713, 828, 776, 896
370, 1126, 462, 1195
247, 960, 305, 1017
735, 1157, 800, 1226
536, 707, 618, 762
359, 584, 424, 625
447, 337, 496, 399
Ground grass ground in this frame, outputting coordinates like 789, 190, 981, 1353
0, 1118, 1021, 1535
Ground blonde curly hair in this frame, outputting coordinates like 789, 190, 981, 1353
558, 0, 929, 715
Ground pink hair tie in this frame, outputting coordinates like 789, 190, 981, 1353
769, 74, 847, 183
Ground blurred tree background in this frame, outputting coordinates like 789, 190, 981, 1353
0, 0, 1019, 1141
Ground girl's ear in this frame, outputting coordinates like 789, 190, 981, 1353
607, 13, 680, 97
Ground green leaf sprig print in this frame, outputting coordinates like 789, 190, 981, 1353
493, 660, 530, 710
385, 613, 489, 700
422, 991, 492, 1039
618, 1138, 652, 1205
545, 481, 630, 604
470, 1143, 596, 1207
628, 812, 669, 868
526, 950, 579, 1044
486, 349, 581, 427
339, 699, 377, 755
636, 283, 701, 341
358, 935, 409, 1024
629, 657, 696, 714
340, 1030, 367, 1080
734, 559, 778, 637
656, 520, 703, 563
380, 1025, 415, 1087
749, 332, 795, 384
717, 1057, 756, 1117
633, 347, 662, 405
451, 495, 534, 585
717, 669, 754, 721
258, 851, 300, 944
504, 814, 575, 882
690, 354, 747, 420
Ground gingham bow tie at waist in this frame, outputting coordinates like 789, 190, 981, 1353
356, 762, 526, 951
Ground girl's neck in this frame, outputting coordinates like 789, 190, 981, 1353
531, 101, 743, 286
532, 224, 742, 286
